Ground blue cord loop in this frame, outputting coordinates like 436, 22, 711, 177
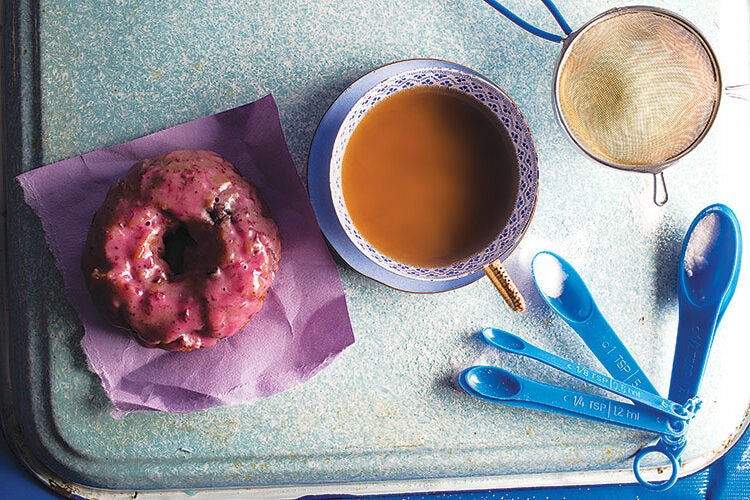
541, 0, 572, 34
483, 0, 572, 43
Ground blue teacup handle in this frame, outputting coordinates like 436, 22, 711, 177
483, 0, 572, 43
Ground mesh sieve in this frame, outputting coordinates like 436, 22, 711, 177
554, 8, 721, 171
485, 1, 722, 205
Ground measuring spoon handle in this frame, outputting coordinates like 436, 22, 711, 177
668, 305, 720, 405
482, 328, 685, 419
572, 308, 660, 395
521, 376, 680, 436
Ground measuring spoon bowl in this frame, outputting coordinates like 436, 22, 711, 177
458, 366, 685, 437
681, 204, 741, 310
532, 251, 659, 394
532, 251, 592, 323
480, 328, 688, 420
459, 365, 522, 401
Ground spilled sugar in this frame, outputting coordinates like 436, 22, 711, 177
533, 253, 568, 299
684, 213, 720, 278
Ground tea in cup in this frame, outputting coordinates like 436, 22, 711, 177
330, 63, 538, 310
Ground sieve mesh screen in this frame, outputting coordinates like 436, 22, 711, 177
555, 10, 719, 168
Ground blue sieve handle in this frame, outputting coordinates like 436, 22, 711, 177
483, 0, 572, 43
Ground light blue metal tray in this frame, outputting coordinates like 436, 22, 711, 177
2, 0, 749, 498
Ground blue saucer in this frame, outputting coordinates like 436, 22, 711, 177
307, 59, 487, 293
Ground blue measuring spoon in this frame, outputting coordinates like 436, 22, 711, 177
480, 327, 689, 421
668, 204, 742, 405
633, 204, 742, 491
458, 366, 686, 437
532, 251, 660, 395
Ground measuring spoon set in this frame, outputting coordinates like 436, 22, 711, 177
458, 204, 742, 490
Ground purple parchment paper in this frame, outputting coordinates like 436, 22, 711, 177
17, 95, 355, 417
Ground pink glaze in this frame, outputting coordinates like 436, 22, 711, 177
82, 150, 281, 351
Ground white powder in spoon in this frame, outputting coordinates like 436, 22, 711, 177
533, 252, 568, 299
684, 212, 720, 278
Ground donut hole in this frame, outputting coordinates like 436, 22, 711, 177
162, 224, 197, 275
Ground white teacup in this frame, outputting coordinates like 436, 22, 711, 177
330, 63, 538, 311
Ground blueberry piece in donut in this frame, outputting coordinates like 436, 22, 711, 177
81, 150, 281, 351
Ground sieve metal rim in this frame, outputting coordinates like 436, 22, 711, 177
551, 5, 722, 175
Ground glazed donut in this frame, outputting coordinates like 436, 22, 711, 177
82, 150, 281, 351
